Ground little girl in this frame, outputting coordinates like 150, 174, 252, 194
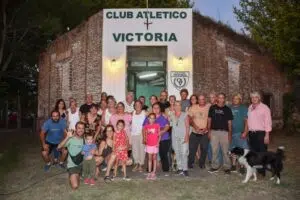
113, 120, 130, 180
143, 113, 160, 180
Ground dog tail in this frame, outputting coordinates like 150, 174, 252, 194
276, 146, 285, 160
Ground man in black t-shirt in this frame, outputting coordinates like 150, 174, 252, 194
80, 94, 94, 115
207, 93, 233, 174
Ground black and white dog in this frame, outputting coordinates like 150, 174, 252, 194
229, 146, 285, 184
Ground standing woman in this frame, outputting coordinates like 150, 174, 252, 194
98, 99, 107, 116
67, 100, 81, 131
131, 100, 146, 172
55, 99, 67, 119
82, 104, 102, 142
109, 102, 132, 144
148, 95, 158, 113
170, 101, 190, 176
166, 95, 176, 118
102, 97, 117, 127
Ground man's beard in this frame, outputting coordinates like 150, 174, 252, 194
52, 119, 59, 123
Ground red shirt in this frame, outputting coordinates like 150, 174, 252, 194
144, 123, 160, 146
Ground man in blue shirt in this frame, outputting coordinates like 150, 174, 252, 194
40, 110, 67, 171
230, 94, 248, 172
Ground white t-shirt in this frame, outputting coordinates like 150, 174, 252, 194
131, 110, 146, 136
123, 101, 134, 113
67, 108, 80, 130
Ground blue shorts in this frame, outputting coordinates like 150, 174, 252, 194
230, 133, 249, 150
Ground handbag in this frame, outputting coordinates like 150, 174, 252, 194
69, 138, 84, 165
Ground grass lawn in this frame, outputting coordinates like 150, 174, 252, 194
0, 130, 299, 200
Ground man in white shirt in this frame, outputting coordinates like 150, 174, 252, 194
123, 91, 135, 113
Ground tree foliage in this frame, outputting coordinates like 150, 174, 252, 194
234, 0, 300, 76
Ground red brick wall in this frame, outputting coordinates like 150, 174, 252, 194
37, 11, 285, 128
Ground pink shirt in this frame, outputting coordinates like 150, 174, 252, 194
109, 113, 132, 136
144, 123, 160, 146
248, 103, 272, 132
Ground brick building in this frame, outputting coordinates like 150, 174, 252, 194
38, 9, 285, 128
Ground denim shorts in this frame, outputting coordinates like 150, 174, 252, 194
230, 133, 249, 150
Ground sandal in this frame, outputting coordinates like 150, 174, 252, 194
104, 176, 112, 183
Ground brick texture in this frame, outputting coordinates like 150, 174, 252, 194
37, 11, 285, 129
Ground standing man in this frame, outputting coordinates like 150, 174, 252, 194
180, 89, 190, 112
138, 96, 148, 111
247, 91, 272, 176
40, 110, 68, 171
188, 94, 210, 169
207, 93, 233, 174
230, 93, 248, 172
123, 91, 135, 113
159, 90, 170, 113
80, 94, 94, 115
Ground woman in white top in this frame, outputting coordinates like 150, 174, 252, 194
101, 97, 116, 127
66, 100, 81, 130
131, 100, 146, 172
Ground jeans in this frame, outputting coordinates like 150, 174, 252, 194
188, 132, 209, 167
172, 137, 189, 171
159, 140, 171, 172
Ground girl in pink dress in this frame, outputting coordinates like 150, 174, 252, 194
143, 113, 160, 180
113, 120, 130, 180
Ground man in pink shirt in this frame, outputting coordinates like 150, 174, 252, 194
247, 91, 272, 176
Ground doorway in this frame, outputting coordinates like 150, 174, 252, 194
127, 46, 167, 105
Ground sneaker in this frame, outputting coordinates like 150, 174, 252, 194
146, 173, 152, 180
58, 163, 65, 169
84, 178, 90, 184
208, 168, 218, 174
176, 169, 183, 175
199, 165, 205, 169
44, 164, 51, 172
188, 165, 194, 169
224, 169, 231, 175
150, 173, 157, 180
89, 178, 96, 185
101, 167, 107, 172
230, 165, 237, 173
123, 176, 131, 181
183, 171, 189, 177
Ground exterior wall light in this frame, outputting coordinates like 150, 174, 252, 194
178, 57, 183, 67
111, 59, 117, 67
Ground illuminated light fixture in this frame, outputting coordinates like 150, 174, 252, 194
178, 57, 183, 66
111, 59, 117, 67
139, 72, 157, 79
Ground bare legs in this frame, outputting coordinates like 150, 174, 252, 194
69, 174, 80, 190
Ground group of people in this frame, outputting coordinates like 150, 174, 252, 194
40, 89, 272, 190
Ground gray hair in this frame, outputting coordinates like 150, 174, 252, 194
250, 91, 261, 99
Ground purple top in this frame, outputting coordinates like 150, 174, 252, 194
143, 115, 170, 141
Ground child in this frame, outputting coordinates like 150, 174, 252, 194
113, 120, 130, 180
143, 113, 160, 180
82, 132, 97, 185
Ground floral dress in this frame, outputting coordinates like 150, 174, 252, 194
114, 130, 128, 161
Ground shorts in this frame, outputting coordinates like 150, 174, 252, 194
42, 141, 60, 158
145, 145, 158, 154
67, 165, 82, 175
230, 133, 249, 150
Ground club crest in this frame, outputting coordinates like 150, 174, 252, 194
170, 71, 190, 90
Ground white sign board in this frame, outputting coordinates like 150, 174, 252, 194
102, 8, 193, 101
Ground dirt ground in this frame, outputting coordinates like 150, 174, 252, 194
0, 130, 299, 200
